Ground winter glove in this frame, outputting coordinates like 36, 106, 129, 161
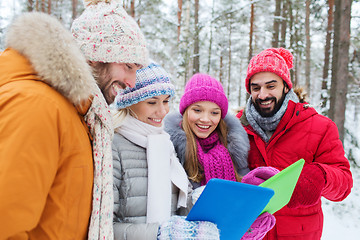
287, 163, 326, 208
157, 215, 220, 240
241, 167, 280, 185
241, 212, 276, 240
192, 186, 206, 205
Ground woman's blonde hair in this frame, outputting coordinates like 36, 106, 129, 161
182, 110, 241, 183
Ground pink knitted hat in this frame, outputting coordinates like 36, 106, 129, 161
245, 48, 293, 93
179, 73, 228, 119
71, 0, 149, 67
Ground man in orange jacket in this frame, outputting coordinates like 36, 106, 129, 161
0, 1, 148, 239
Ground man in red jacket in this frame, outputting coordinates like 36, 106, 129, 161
236, 48, 353, 240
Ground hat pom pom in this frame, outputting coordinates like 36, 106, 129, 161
83, 0, 112, 7
277, 48, 293, 69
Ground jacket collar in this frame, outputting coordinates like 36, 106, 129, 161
241, 101, 318, 137
2, 12, 98, 108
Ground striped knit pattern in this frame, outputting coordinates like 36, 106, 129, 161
245, 48, 294, 93
114, 62, 175, 109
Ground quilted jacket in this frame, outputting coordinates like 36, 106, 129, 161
237, 100, 353, 240
112, 133, 190, 240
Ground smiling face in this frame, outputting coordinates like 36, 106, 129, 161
95, 62, 141, 104
186, 101, 222, 139
249, 72, 289, 117
129, 95, 170, 127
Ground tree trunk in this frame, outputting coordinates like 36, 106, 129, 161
321, 0, 334, 111
280, 1, 287, 48
28, 0, 33, 11
329, 0, 341, 120
177, 0, 183, 42
72, 0, 78, 20
305, 0, 311, 95
183, 0, 191, 84
292, 0, 302, 87
238, 58, 244, 107
41, 0, 45, 12
219, 55, 223, 84
227, 19, 232, 99
248, 3, 254, 63
130, 0, 135, 18
272, 0, 282, 48
329, 0, 352, 143
193, 0, 200, 74
47, 0, 51, 14
288, 0, 295, 82
207, 0, 215, 72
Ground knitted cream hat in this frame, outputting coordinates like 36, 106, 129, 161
71, 0, 149, 66
245, 48, 293, 93
179, 73, 228, 119
114, 62, 175, 109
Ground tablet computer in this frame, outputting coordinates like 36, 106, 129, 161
259, 159, 305, 214
186, 178, 274, 240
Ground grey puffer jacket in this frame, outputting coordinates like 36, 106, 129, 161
112, 133, 190, 240
164, 112, 250, 188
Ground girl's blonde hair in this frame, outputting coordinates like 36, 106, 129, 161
182, 110, 241, 183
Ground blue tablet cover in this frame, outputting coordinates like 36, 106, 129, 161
186, 179, 274, 240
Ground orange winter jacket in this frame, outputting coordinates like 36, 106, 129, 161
0, 49, 94, 239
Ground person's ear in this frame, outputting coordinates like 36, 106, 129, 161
285, 86, 289, 94
283, 81, 290, 94
88, 60, 96, 67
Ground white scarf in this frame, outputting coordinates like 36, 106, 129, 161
85, 92, 114, 240
115, 114, 189, 223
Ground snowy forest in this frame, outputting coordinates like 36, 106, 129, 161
0, 0, 359, 238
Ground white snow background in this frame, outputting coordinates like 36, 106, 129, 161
1, 1, 359, 239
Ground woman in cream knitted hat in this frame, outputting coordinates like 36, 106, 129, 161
71, 0, 150, 104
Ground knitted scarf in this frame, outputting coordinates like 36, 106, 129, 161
245, 89, 299, 142
85, 92, 114, 240
196, 132, 236, 185
115, 115, 189, 224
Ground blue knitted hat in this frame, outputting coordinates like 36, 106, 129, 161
114, 62, 175, 109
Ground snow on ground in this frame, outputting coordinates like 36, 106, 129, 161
321, 165, 360, 239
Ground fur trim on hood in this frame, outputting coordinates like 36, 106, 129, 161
5, 12, 98, 105
164, 112, 250, 177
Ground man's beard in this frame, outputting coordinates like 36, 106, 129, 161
99, 85, 113, 105
253, 88, 287, 117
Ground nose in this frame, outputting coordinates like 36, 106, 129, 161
156, 104, 168, 117
199, 112, 210, 122
125, 70, 137, 88
257, 87, 269, 100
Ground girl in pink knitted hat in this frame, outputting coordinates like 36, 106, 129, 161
165, 73, 279, 239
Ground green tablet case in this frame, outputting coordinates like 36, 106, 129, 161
259, 159, 305, 214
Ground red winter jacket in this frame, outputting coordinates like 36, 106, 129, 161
237, 100, 353, 240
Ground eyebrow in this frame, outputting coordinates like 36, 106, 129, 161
134, 63, 143, 69
150, 95, 171, 100
192, 104, 221, 110
250, 80, 278, 86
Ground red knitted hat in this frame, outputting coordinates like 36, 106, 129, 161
245, 48, 293, 93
